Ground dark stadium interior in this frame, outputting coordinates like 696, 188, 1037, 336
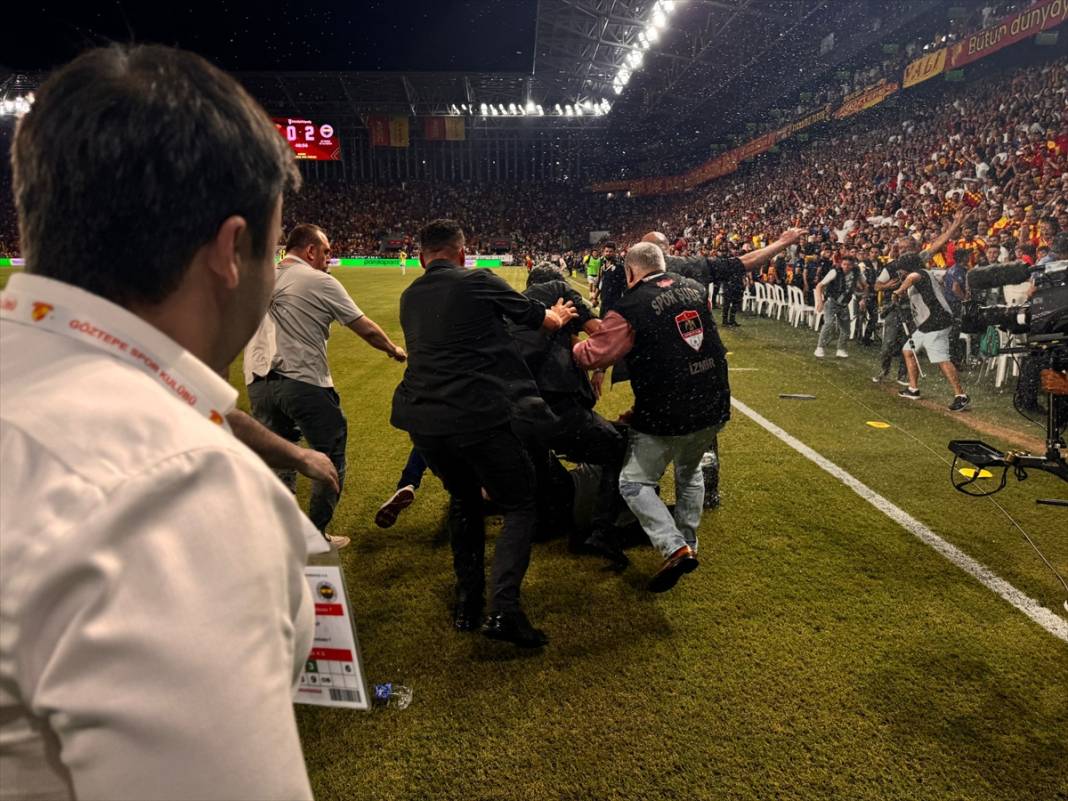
1, 2, 1066, 800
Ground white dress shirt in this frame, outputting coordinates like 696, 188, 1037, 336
1, 273, 323, 801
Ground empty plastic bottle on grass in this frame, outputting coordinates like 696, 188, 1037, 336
373, 683, 413, 710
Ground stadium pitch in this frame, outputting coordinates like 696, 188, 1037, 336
223, 266, 1067, 801
0, 265, 1063, 798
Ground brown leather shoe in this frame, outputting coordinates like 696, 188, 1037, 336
647, 545, 699, 593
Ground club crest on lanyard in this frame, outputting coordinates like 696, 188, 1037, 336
675, 309, 704, 352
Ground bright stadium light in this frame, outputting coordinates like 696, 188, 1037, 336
480, 102, 488, 115
619, 68, 632, 85
536, 104, 544, 115
652, 9, 668, 28
508, 103, 517, 114
628, 50, 643, 68
490, 105, 499, 116
554, 103, 563, 114
575, 104, 584, 116
498, 103, 507, 114
662, 0, 677, 12
613, 82, 623, 95
564, 104, 574, 116
525, 100, 536, 113
645, 23, 660, 42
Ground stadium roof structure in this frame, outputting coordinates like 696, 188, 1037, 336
231, 1, 952, 158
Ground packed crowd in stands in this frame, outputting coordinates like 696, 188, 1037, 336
1, 55, 1063, 276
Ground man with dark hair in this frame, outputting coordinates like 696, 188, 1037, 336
891, 253, 971, 411
573, 242, 730, 592
512, 264, 627, 565
392, 220, 577, 647
1, 44, 318, 800
245, 223, 406, 543
813, 255, 860, 359
596, 241, 626, 316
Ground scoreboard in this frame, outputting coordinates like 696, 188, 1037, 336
272, 117, 341, 161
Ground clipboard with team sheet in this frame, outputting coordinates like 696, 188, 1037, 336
295, 553, 370, 711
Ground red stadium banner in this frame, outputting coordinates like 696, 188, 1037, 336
424, 117, 446, 141
367, 115, 390, 147
272, 118, 341, 160
833, 80, 899, 120
946, 0, 1068, 69
902, 47, 947, 88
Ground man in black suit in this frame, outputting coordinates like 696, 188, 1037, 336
391, 220, 576, 648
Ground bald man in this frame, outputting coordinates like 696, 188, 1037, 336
640, 227, 804, 506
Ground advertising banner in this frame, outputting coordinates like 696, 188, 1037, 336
947, 0, 1068, 69
833, 80, 899, 119
903, 48, 947, 88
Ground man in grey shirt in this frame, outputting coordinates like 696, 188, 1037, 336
246, 224, 406, 540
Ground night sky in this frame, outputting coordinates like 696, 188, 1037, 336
6, 1, 538, 72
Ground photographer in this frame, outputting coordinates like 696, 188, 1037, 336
892, 253, 971, 411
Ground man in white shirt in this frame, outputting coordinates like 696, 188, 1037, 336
245, 223, 407, 539
1, 44, 322, 801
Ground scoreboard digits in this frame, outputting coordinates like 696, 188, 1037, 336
272, 118, 341, 161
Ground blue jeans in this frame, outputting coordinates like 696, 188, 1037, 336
619, 425, 721, 558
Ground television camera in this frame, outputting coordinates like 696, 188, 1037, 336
949, 260, 1067, 503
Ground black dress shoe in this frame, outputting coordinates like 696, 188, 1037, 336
647, 545, 699, 593
481, 611, 548, 648
452, 595, 484, 632
583, 529, 629, 568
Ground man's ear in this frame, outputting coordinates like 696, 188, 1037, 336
204, 215, 249, 290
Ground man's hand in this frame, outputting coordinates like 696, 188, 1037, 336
590, 369, 606, 400
778, 227, 807, 246
815, 300, 825, 314
391, 345, 407, 362
298, 449, 340, 494
544, 298, 578, 330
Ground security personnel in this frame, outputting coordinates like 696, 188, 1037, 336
573, 243, 730, 592
511, 265, 627, 565
391, 219, 577, 648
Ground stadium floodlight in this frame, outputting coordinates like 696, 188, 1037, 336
601, 99, 611, 112
645, 23, 660, 42
554, 104, 563, 114
498, 103, 507, 114
508, 103, 517, 114
564, 104, 573, 116
652, 9, 668, 29
613, 82, 623, 95
525, 100, 536, 113
575, 104, 584, 116
662, 0, 677, 12
490, 105, 498, 116
628, 50, 643, 69
480, 102, 488, 115
536, 104, 544, 115
619, 68, 632, 85
582, 100, 593, 110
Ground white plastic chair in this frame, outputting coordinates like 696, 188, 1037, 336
769, 284, 787, 320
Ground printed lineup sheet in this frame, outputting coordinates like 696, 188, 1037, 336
295, 563, 370, 711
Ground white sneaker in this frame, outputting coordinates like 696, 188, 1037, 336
835, 349, 848, 358
328, 535, 351, 551
813, 347, 826, 358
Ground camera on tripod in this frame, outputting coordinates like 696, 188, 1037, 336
948, 259, 1067, 501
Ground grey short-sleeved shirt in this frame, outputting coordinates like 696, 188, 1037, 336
262, 257, 363, 387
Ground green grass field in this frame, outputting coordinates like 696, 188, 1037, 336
6, 267, 1066, 800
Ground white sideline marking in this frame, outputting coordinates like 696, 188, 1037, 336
731, 397, 1068, 643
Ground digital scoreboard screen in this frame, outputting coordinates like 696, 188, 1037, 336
272, 118, 341, 161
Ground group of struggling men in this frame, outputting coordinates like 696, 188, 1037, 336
246, 214, 806, 648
